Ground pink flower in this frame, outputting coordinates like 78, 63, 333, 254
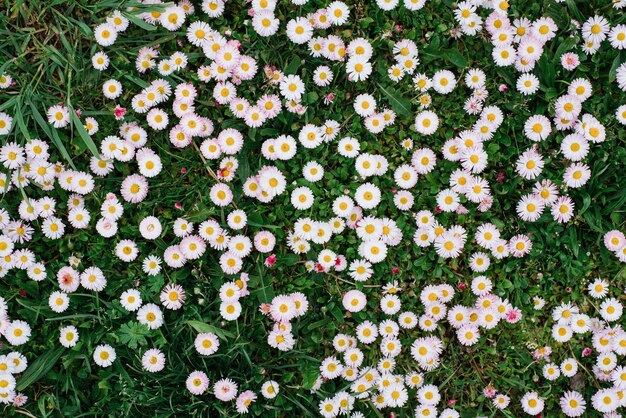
532, 346, 552, 361
447, 399, 457, 405
120, 174, 149, 203
458, 283, 467, 291
560, 52, 580, 71
582, 347, 592, 357
181, 168, 187, 174
114, 105, 126, 120
455, 205, 469, 215
392, 267, 399, 274
498, 84, 508, 92
315, 263, 327, 273
175, 202, 182, 209
264, 254, 277, 266
259, 303, 271, 315
505, 307, 522, 323
483, 385, 497, 398
478, 196, 493, 212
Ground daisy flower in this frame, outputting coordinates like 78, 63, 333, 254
142, 348, 166, 373
59, 325, 79, 348
186, 371, 210, 395
582, 15, 609, 44
94, 23, 117, 46
214, 378, 238, 402
93, 344, 116, 367
261, 381, 279, 399
160, 284, 185, 310
47, 105, 70, 128
551, 196, 575, 223
195, 332, 219, 356
563, 163, 591, 188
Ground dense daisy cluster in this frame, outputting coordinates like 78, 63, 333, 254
1, 0, 626, 415
315, 281, 523, 417
0, 297, 29, 405
527, 279, 626, 416
261, 292, 309, 351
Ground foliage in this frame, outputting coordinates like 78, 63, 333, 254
0, 0, 626, 417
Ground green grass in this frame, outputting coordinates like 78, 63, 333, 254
1, 0, 626, 417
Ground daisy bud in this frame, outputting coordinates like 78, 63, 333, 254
264, 254, 277, 266
114, 105, 126, 120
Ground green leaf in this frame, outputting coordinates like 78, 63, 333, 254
568, 228, 579, 258
67, 102, 101, 159
147, 274, 165, 294
28, 100, 77, 170
248, 212, 280, 229
377, 83, 411, 116
445, 49, 467, 68
307, 317, 331, 331
122, 12, 158, 31
329, 304, 344, 324
186, 320, 235, 340
16, 347, 64, 391
610, 52, 624, 83
118, 321, 150, 349
279, 253, 299, 266
360, 17, 374, 28
14, 105, 29, 141
554, 36, 578, 62
536, 55, 555, 87
301, 362, 319, 390
284, 57, 301, 75
565, 0, 584, 23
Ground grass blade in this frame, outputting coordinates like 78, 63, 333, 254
67, 101, 101, 159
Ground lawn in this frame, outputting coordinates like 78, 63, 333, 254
1, 0, 626, 416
